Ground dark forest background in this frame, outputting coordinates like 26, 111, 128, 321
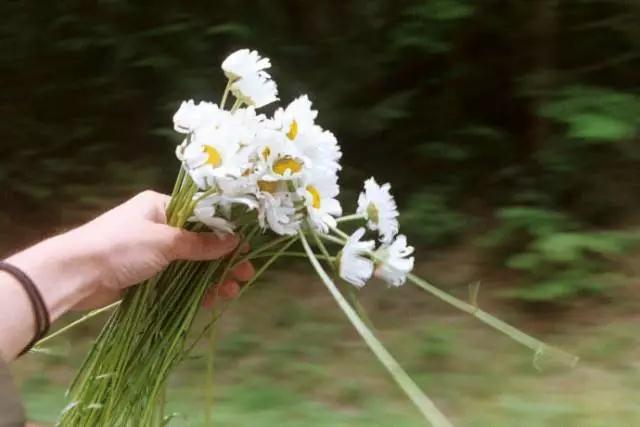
3, 0, 640, 303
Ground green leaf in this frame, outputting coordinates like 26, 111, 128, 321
540, 86, 640, 143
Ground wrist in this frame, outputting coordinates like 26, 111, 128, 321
0, 271, 35, 360
5, 230, 101, 322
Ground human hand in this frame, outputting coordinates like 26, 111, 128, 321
7, 190, 255, 315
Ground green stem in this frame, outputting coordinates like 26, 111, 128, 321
184, 237, 298, 355
299, 231, 453, 427
336, 213, 366, 223
326, 227, 579, 367
407, 272, 579, 368
33, 301, 121, 349
202, 225, 256, 425
220, 79, 232, 110
308, 227, 376, 330
247, 251, 334, 261
230, 235, 293, 269
230, 98, 243, 112
205, 307, 217, 427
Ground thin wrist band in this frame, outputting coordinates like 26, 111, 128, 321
0, 261, 50, 355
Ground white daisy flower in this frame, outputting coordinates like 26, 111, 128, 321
255, 132, 307, 181
229, 107, 267, 144
338, 228, 375, 287
374, 235, 414, 286
357, 177, 399, 243
182, 125, 246, 189
271, 95, 318, 141
222, 49, 272, 81
257, 192, 300, 236
299, 170, 342, 233
201, 185, 259, 219
231, 73, 278, 109
297, 125, 342, 174
173, 100, 224, 134
190, 198, 236, 236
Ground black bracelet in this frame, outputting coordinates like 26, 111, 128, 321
0, 261, 50, 355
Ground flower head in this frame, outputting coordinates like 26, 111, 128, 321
231, 73, 278, 109
190, 196, 236, 236
257, 192, 301, 235
173, 100, 224, 134
299, 170, 342, 233
272, 95, 318, 141
338, 228, 375, 287
222, 49, 271, 81
182, 124, 247, 189
297, 126, 342, 174
357, 178, 399, 243
374, 235, 414, 286
255, 131, 307, 181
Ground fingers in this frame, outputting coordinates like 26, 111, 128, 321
218, 280, 241, 299
231, 260, 255, 281
157, 227, 240, 262
132, 190, 171, 224
202, 280, 240, 309
201, 260, 255, 308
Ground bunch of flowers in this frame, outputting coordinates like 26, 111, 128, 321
56, 49, 577, 427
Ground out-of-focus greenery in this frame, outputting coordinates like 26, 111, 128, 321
13, 271, 640, 426
1, 4, 639, 288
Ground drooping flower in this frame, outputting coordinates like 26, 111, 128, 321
338, 228, 375, 287
231, 73, 278, 109
357, 178, 399, 243
202, 178, 259, 219
257, 192, 301, 236
173, 100, 224, 134
190, 196, 236, 236
374, 235, 414, 286
228, 107, 267, 144
222, 49, 272, 81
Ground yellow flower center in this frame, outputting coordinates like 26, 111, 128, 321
273, 157, 303, 176
367, 202, 379, 224
258, 180, 278, 193
262, 146, 271, 160
306, 185, 321, 209
203, 145, 223, 167
286, 119, 298, 140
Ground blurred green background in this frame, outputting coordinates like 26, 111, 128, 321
3, 1, 640, 426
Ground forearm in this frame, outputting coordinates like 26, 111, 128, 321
0, 231, 99, 361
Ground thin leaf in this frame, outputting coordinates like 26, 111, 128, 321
299, 230, 453, 427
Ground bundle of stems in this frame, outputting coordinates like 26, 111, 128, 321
58, 171, 283, 426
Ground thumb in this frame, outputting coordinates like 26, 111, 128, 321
156, 226, 240, 261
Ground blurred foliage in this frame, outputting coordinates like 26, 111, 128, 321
1, 0, 640, 300
482, 207, 638, 301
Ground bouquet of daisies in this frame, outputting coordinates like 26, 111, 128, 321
56, 49, 577, 427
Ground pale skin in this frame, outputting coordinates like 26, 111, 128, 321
0, 190, 254, 361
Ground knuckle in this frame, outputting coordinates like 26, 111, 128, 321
159, 228, 183, 260
136, 190, 161, 203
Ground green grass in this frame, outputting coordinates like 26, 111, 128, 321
12, 266, 640, 426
